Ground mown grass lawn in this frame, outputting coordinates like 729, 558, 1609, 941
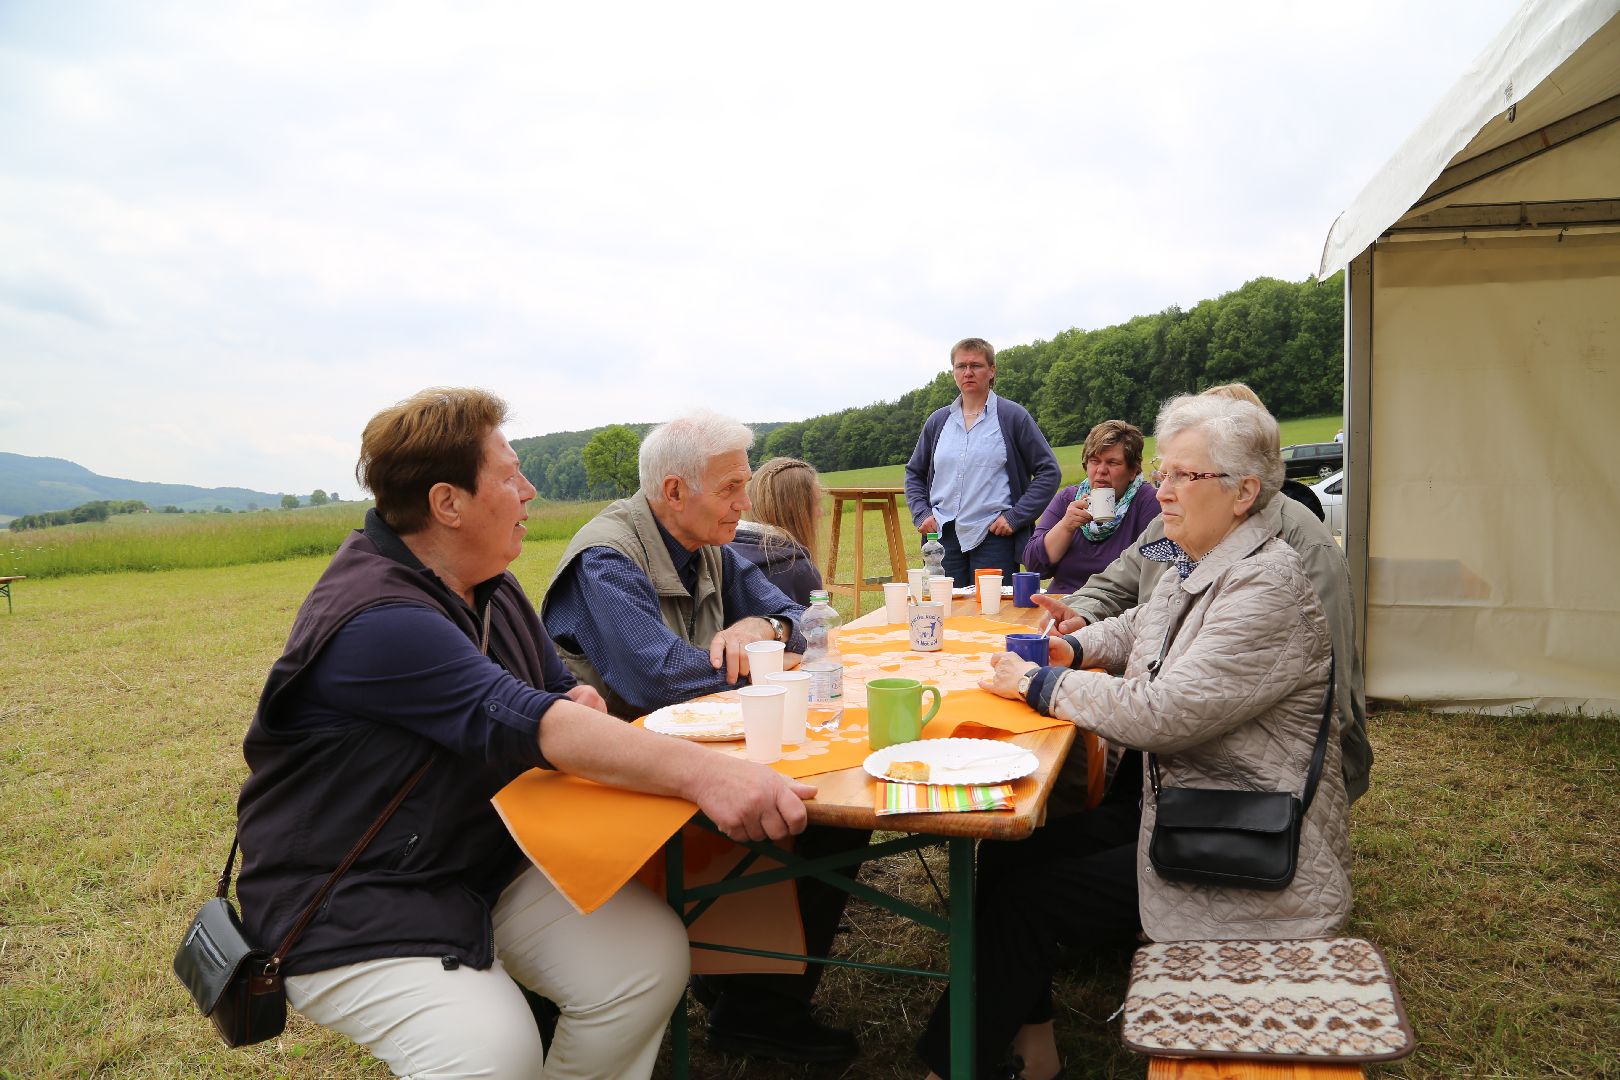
3, 543, 1615, 1078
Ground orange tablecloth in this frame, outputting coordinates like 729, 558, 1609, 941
491, 615, 1071, 916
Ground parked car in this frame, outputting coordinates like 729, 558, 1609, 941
1281, 441, 1343, 479
1314, 469, 1344, 539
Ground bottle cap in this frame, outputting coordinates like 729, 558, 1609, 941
926, 532, 939, 540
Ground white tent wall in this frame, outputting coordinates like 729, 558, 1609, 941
1363, 233, 1620, 712
1329, 0, 1620, 714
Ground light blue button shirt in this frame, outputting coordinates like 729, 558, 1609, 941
929, 393, 1011, 553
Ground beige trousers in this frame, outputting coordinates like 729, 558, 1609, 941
285, 865, 689, 1079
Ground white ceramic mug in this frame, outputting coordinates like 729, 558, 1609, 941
979, 573, 1003, 614
737, 684, 786, 763
883, 581, 911, 625
908, 601, 945, 652
744, 639, 785, 678
764, 670, 810, 744
1089, 486, 1117, 520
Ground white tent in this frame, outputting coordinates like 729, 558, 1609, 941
1319, 0, 1620, 714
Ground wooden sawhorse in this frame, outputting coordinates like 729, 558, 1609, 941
822, 486, 908, 618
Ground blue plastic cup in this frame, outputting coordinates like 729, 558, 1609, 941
1012, 571, 1041, 607
1005, 632, 1048, 665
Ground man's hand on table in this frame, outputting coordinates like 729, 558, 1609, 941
708, 617, 779, 683
564, 685, 608, 712
689, 754, 817, 843
1032, 593, 1087, 635
980, 652, 1040, 699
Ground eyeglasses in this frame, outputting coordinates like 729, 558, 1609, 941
952, 362, 990, 373
1158, 468, 1230, 490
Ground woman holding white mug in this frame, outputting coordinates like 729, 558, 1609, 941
1020, 420, 1161, 594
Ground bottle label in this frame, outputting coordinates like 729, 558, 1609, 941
803, 660, 843, 705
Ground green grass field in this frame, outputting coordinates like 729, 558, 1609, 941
2, 491, 1615, 1077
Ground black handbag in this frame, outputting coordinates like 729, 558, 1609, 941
174, 756, 435, 1047
1142, 599, 1335, 891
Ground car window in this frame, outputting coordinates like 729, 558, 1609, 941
1325, 478, 1342, 495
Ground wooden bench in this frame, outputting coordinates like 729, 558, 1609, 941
1147, 1061, 1363, 1079
822, 486, 909, 618
0, 575, 22, 614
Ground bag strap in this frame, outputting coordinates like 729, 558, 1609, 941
265, 753, 436, 975
1145, 593, 1336, 808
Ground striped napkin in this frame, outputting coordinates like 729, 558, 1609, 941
877, 782, 1015, 815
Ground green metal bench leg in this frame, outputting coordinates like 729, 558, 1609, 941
948, 835, 976, 1080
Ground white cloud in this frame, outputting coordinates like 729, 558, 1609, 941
0, 0, 1526, 492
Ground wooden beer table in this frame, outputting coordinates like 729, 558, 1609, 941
494, 605, 1076, 1080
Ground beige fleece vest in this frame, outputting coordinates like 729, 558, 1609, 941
542, 491, 728, 718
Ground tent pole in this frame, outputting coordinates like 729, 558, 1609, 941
1345, 248, 1374, 664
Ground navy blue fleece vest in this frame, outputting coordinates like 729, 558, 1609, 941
235, 512, 552, 976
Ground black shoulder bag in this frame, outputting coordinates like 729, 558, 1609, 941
173, 755, 435, 1047
1143, 601, 1334, 891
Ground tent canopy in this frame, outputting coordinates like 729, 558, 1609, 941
1322, 0, 1620, 714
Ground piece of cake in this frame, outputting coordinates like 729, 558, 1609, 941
887, 760, 930, 782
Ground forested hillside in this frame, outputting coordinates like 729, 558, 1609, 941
513, 272, 1342, 500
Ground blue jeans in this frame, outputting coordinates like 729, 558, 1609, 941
939, 521, 1018, 588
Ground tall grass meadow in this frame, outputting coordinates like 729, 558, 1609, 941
6, 499, 609, 579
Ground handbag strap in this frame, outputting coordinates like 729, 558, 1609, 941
213, 753, 437, 976
1144, 592, 1337, 810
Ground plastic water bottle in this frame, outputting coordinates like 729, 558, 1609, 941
800, 590, 843, 730
921, 531, 946, 581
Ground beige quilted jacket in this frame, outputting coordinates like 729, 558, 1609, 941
1051, 500, 1351, 941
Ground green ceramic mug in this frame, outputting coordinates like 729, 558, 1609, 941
866, 678, 943, 750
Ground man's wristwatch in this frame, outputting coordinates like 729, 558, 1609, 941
761, 614, 791, 643
1015, 666, 1037, 700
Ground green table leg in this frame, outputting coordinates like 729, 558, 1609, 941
947, 835, 976, 1080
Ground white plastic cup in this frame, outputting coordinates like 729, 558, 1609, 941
737, 685, 786, 763
1089, 486, 1117, 520
883, 581, 911, 625
744, 639, 785, 678
907, 568, 928, 603
979, 573, 1003, 614
928, 575, 953, 618
764, 670, 810, 743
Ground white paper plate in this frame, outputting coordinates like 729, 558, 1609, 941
863, 738, 1039, 786
645, 701, 745, 741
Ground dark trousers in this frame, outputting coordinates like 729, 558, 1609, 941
702, 824, 871, 1011
940, 520, 1019, 589
916, 760, 1144, 1078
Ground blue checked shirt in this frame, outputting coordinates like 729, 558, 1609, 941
543, 519, 806, 717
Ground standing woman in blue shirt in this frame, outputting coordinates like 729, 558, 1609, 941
904, 338, 1062, 587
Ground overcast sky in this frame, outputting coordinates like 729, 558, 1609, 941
1, 0, 1526, 495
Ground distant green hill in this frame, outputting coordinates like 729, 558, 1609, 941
0, 452, 290, 516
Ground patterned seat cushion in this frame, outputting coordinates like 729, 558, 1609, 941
1122, 938, 1414, 1063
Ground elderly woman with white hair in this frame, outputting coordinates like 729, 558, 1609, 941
915, 394, 1350, 1080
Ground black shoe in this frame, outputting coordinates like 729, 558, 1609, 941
706, 998, 859, 1064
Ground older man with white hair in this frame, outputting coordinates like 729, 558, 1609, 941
543, 410, 862, 1065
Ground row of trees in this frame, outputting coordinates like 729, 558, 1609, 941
9, 500, 150, 530
757, 273, 1344, 470
9, 490, 344, 529
508, 272, 1344, 499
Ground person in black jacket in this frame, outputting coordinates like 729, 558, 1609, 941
235, 387, 815, 1080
